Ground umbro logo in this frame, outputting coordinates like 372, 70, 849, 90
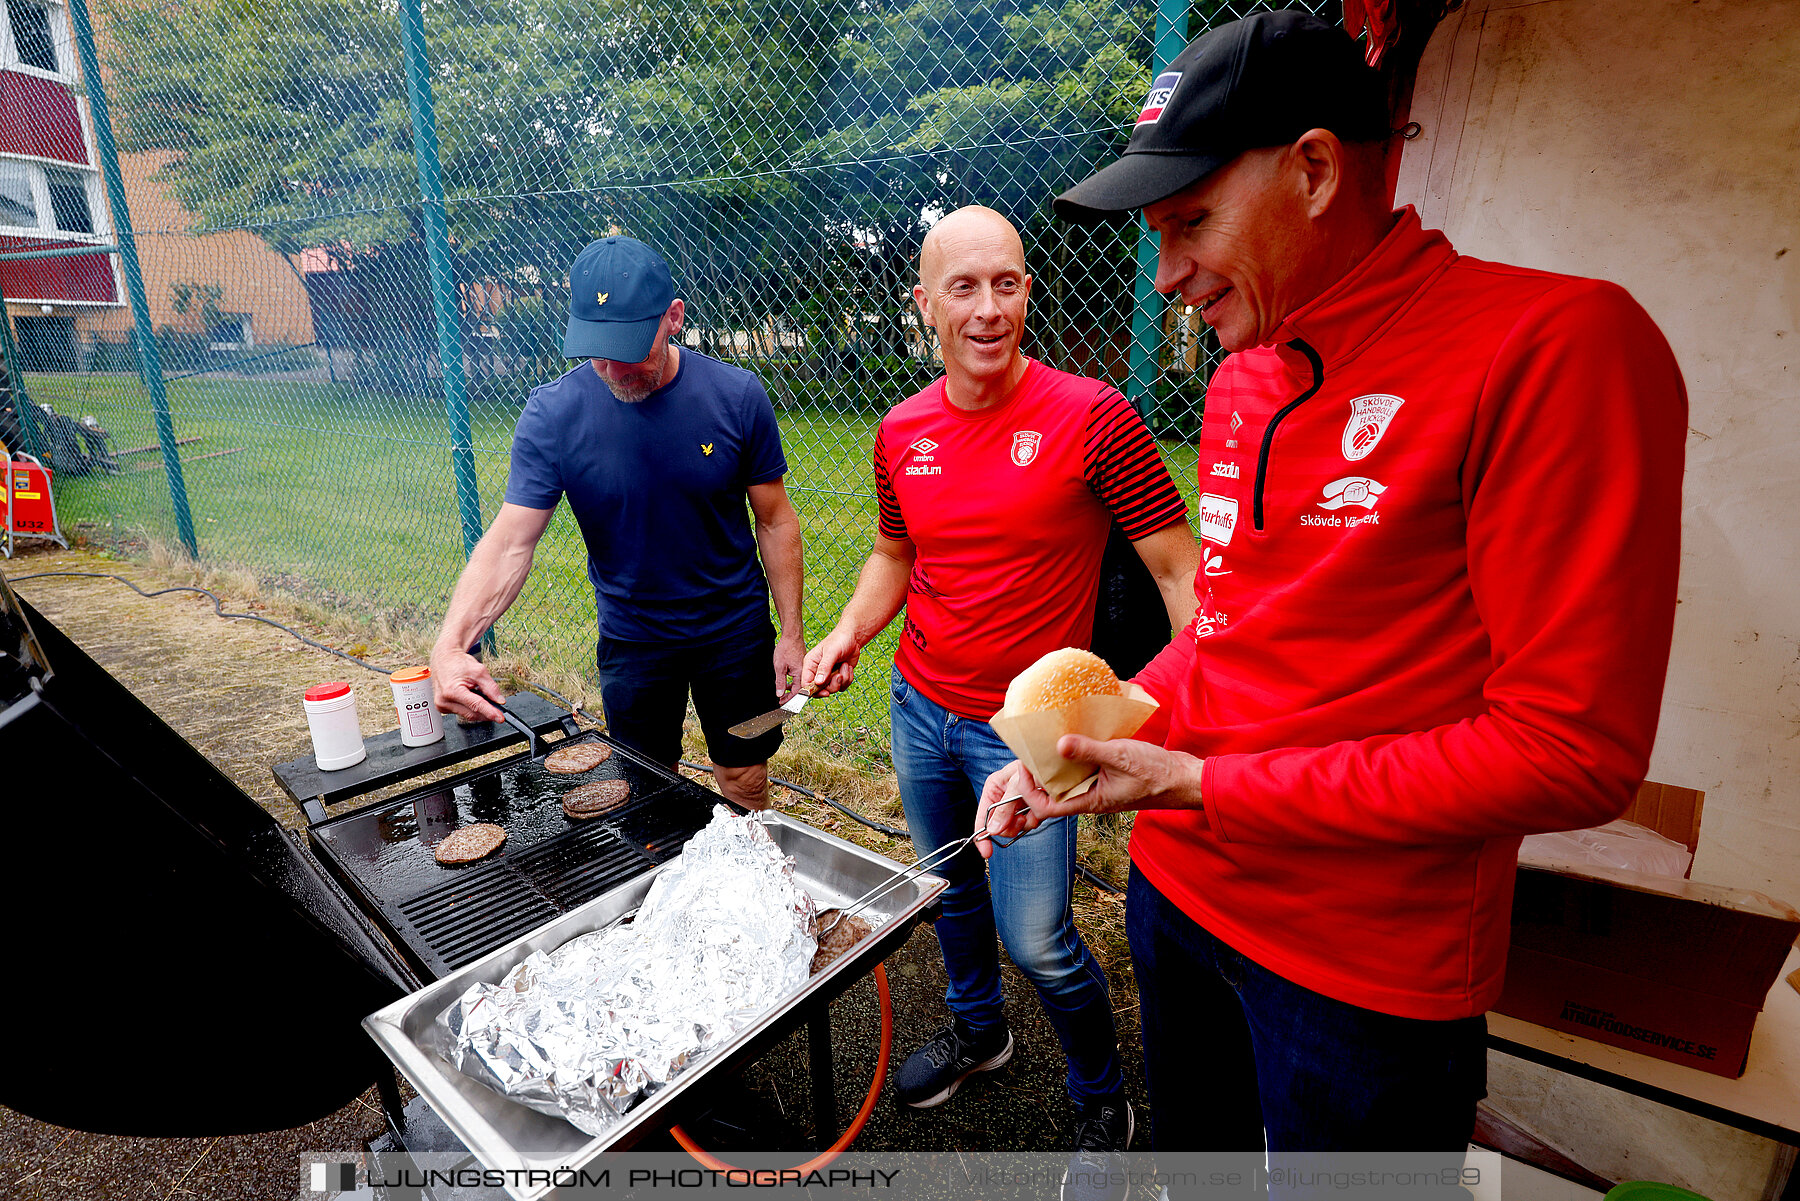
911, 438, 938, 455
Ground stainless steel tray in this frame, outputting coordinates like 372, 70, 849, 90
361, 811, 945, 1198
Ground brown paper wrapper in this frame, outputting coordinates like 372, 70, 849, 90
989, 683, 1158, 801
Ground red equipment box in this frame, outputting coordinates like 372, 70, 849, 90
3, 458, 57, 535
2, 453, 67, 556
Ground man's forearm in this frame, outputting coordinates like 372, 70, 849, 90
434, 531, 536, 653
757, 513, 805, 638
1130, 523, 1201, 632
1156, 571, 1198, 632
834, 549, 911, 649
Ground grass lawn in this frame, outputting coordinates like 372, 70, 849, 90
25, 369, 1202, 755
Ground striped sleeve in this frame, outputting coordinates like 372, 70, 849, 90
1084, 386, 1187, 538
873, 425, 907, 541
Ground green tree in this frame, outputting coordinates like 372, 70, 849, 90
95, 0, 1291, 399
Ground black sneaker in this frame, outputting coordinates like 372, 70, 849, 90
1060, 1097, 1134, 1201
893, 1020, 1014, 1108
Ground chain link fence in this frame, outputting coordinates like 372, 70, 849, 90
2, 0, 1335, 756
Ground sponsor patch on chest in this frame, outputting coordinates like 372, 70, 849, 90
1317, 476, 1385, 510
1303, 476, 1387, 528
903, 435, 941, 476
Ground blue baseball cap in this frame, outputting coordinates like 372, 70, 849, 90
563, 236, 676, 362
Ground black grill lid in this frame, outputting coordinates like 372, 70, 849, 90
0, 587, 410, 1135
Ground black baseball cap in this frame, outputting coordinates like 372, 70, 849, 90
1053, 10, 1389, 223
563, 236, 676, 362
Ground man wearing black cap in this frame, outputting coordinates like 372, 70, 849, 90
986, 9, 1687, 1158
431, 236, 806, 808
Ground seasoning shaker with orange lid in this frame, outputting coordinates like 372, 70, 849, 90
389, 665, 445, 748
303, 681, 368, 770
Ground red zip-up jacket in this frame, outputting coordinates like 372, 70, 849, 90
1131, 209, 1686, 1020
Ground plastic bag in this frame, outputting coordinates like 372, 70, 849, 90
1518, 818, 1693, 879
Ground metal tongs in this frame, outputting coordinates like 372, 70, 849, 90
817, 794, 1030, 938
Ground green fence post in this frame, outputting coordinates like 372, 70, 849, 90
65, 0, 198, 559
397, 0, 484, 560
1123, 0, 1191, 420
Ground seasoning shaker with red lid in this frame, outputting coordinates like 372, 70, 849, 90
302, 681, 367, 770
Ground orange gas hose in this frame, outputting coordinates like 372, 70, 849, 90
670, 963, 892, 1170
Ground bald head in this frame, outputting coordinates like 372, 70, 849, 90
919, 206, 1027, 290
912, 205, 1034, 408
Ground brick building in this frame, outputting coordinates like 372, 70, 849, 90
1, 0, 313, 372
0, 0, 116, 369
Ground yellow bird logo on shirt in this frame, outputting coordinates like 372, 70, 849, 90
701, 443, 714, 456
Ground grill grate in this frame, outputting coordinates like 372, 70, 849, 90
388, 822, 660, 973
396, 866, 564, 971
509, 822, 658, 911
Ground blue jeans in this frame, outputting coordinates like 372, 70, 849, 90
1126, 863, 1487, 1154
889, 667, 1124, 1104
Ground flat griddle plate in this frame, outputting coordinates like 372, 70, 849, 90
308, 732, 720, 978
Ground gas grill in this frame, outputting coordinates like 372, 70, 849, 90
0, 571, 943, 1183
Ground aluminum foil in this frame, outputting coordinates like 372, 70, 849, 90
433, 806, 817, 1136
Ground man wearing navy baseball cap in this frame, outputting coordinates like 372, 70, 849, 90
984, 6, 1688, 1171
431, 236, 807, 808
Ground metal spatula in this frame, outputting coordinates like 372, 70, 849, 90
727, 687, 814, 739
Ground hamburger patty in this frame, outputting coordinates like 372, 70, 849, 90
434, 822, 507, 864
563, 778, 632, 818
810, 910, 872, 973
544, 741, 612, 774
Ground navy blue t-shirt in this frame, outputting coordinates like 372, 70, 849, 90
505, 349, 788, 644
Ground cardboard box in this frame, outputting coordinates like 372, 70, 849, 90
1495, 784, 1800, 1077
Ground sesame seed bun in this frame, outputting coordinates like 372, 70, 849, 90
1003, 648, 1122, 714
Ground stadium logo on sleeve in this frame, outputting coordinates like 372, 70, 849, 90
1341, 394, 1404, 461
1010, 430, 1042, 466
1137, 72, 1182, 125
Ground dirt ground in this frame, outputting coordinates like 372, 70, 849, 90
1, 543, 1146, 1199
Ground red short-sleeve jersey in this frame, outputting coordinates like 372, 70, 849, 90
874, 358, 1188, 719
